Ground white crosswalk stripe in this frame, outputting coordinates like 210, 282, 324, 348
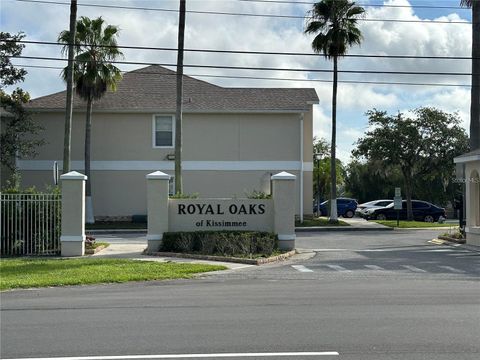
291, 265, 314, 273
401, 265, 427, 273
290, 264, 470, 274
325, 264, 351, 272
438, 265, 465, 273
364, 265, 384, 271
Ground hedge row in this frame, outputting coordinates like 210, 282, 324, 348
161, 231, 278, 256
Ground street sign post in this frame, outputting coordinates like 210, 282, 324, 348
394, 193, 402, 227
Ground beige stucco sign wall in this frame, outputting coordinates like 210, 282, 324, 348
146, 171, 297, 252
168, 199, 273, 232
58, 170, 297, 257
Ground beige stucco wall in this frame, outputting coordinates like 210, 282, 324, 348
19, 169, 312, 217
465, 161, 480, 246
19, 108, 314, 216
29, 112, 302, 162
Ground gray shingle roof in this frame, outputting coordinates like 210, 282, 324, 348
27, 65, 319, 112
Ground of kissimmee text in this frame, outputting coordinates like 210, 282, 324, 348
177, 202, 267, 228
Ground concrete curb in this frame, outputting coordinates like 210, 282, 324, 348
295, 226, 393, 232
438, 235, 466, 244
146, 250, 297, 265
85, 245, 108, 255
394, 227, 460, 231
431, 238, 480, 253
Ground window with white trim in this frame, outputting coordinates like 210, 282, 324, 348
153, 115, 174, 147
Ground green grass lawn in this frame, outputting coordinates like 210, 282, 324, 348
373, 220, 459, 228
296, 217, 350, 227
0, 258, 226, 290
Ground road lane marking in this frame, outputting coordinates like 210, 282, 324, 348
3, 352, 340, 359
401, 265, 427, 273
364, 265, 384, 271
438, 265, 465, 273
291, 265, 314, 272
325, 264, 351, 272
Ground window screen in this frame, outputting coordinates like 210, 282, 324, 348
155, 116, 173, 147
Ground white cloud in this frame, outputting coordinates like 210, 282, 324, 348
2, 0, 473, 157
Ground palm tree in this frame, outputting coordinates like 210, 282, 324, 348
305, 0, 365, 223
59, 16, 123, 223
461, 0, 479, 150
61, 0, 77, 174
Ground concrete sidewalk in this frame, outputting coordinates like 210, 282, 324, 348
90, 233, 254, 270
296, 217, 393, 232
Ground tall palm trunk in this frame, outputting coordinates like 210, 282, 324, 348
329, 55, 338, 223
63, 0, 77, 174
175, 0, 186, 194
85, 96, 94, 224
471, 1, 480, 150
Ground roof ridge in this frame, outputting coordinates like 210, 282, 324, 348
128, 65, 222, 89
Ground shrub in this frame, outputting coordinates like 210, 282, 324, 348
245, 190, 272, 199
169, 192, 199, 199
161, 231, 278, 257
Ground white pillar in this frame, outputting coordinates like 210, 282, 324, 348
146, 171, 170, 253
272, 171, 296, 251
60, 171, 87, 257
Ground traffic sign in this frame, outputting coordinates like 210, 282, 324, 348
394, 196, 402, 210
395, 187, 401, 197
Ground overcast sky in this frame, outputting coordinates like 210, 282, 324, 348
1, 0, 473, 163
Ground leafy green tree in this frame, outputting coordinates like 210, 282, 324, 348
353, 107, 469, 220
305, 0, 365, 222
1, 32, 44, 176
313, 138, 346, 207
344, 160, 403, 203
58, 16, 123, 223
461, 0, 479, 150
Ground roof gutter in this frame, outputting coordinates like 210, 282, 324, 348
25, 108, 312, 114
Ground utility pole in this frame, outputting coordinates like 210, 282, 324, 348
62, 0, 77, 174
174, 0, 186, 194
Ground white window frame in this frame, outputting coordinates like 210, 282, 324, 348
152, 114, 175, 149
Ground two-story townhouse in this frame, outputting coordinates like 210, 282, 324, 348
15, 65, 318, 220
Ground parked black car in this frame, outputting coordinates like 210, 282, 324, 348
364, 200, 446, 222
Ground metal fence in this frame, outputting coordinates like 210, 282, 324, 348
1, 193, 61, 256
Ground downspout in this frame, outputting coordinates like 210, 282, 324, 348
300, 113, 304, 222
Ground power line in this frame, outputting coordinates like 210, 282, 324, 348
10, 55, 475, 76
237, 0, 467, 10
13, 40, 473, 60
13, 63, 471, 88
14, 0, 472, 25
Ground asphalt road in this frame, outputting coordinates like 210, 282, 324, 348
1, 230, 479, 360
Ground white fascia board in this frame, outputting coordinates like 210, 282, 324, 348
17, 160, 308, 171
454, 155, 480, 164
27, 108, 310, 114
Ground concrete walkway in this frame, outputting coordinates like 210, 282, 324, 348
90, 233, 254, 270
296, 217, 393, 232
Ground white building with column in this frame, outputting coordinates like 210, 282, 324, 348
454, 149, 480, 246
